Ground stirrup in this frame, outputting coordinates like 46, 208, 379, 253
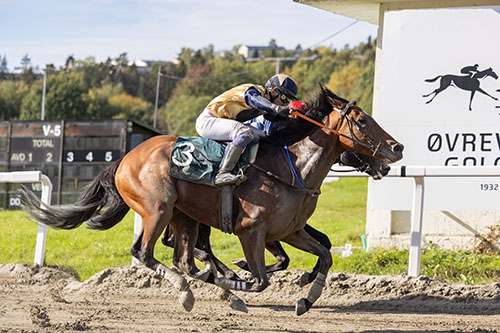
215, 172, 243, 186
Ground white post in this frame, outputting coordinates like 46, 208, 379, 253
132, 212, 142, 265
0, 171, 52, 267
153, 66, 161, 128
41, 69, 47, 121
34, 174, 53, 266
408, 176, 425, 277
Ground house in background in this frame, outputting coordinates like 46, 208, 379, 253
126, 59, 177, 72
237, 45, 286, 59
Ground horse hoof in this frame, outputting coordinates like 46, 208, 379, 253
179, 289, 195, 312
229, 296, 248, 313
298, 273, 310, 287
231, 258, 247, 269
295, 298, 312, 316
194, 268, 212, 281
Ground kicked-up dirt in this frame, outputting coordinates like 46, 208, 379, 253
0, 263, 499, 332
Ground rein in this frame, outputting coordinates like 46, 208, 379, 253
290, 104, 381, 156
283, 144, 321, 197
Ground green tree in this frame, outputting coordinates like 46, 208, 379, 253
350, 63, 375, 114
327, 61, 364, 99
109, 93, 153, 125
77, 57, 112, 90
20, 54, 35, 84
84, 83, 123, 119
117, 64, 140, 96
161, 95, 212, 136
0, 55, 8, 80
20, 72, 89, 120
0, 81, 29, 119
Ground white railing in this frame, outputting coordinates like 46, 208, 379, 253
327, 165, 500, 277
0, 171, 53, 266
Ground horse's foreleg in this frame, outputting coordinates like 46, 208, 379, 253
232, 240, 290, 274
298, 225, 332, 287
234, 230, 270, 292
476, 87, 498, 101
196, 223, 242, 280
282, 229, 332, 316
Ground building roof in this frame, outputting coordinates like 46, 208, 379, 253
238, 45, 286, 58
293, 0, 500, 25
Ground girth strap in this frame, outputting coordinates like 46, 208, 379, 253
219, 185, 235, 234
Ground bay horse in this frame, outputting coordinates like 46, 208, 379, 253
423, 67, 498, 111
160, 150, 392, 283
22, 86, 403, 316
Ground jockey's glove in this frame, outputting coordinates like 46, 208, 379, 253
276, 106, 290, 117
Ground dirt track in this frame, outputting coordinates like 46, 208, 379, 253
1, 263, 499, 332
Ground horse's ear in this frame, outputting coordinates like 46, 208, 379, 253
316, 83, 332, 109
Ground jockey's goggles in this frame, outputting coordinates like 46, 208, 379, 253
279, 94, 290, 104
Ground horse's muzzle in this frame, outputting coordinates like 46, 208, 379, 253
379, 140, 404, 163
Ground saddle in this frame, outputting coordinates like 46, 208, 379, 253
170, 137, 259, 233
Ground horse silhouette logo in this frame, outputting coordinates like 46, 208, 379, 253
423, 65, 499, 111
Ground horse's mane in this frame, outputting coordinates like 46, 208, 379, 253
264, 85, 349, 146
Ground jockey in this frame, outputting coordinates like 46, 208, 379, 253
195, 74, 298, 186
460, 64, 479, 77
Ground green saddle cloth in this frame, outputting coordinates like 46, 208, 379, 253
170, 137, 254, 186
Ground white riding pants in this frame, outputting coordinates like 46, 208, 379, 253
195, 109, 265, 142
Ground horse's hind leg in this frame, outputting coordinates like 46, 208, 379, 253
423, 78, 451, 104
162, 211, 242, 280
124, 181, 194, 311
168, 212, 248, 312
132, 209, 194, 312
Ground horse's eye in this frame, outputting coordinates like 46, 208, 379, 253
358, 116, 367, 126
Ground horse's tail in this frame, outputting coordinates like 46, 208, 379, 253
425, 75, 442, 83
21, 158, 130, 231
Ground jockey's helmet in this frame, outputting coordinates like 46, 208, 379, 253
265, 74, 298, 100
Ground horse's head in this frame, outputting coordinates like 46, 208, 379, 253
489, 68, 498, 80
322, 86, 404, 163
339, 151, 390, 180
479, 67, 498, 80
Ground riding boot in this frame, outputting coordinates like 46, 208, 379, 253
215, 144, 245, 186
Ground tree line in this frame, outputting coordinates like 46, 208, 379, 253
0, 38, 375, 136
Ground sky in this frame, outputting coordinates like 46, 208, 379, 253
0, 0, 378, 72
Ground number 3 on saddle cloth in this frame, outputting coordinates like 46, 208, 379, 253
170, 136, 258, 186
170, 137, 259, 234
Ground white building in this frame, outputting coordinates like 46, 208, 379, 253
237, 45, 286, 59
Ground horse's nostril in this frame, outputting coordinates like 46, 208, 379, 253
392, 143, 404, 153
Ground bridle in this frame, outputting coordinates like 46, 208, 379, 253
289, 101, 381, 157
